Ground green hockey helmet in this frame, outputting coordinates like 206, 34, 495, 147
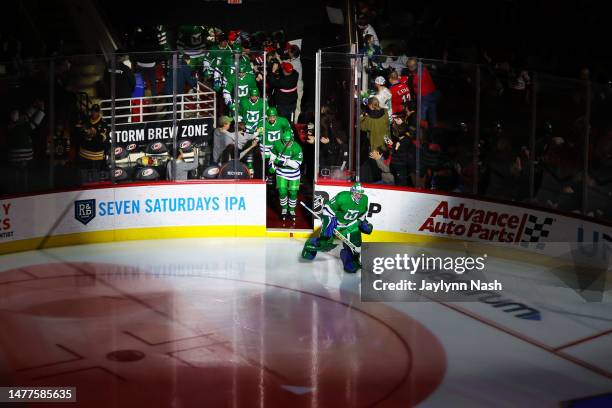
350, 182, 365, 202
281, 129, 293, 143
266, 107, 278, 118
249, 87, 260, 97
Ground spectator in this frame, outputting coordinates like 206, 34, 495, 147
357, 15, 379, 47
285, 44, 303, 120
369, 147, 394, 184
360, 97, 389, 152
167, 147, 198, 180
163, 54, 197, 95
6, 110, 34, 168
389, 123, 414, 186
268, 61, 298, 122
373, 76, 392, 120
404, 58, 439, 127
388, 71, 411, 116
360, 34, 383, 75
213, 115, 234, 164
76, 104, 108, 172
104, 51, 135, 98
382, 44, 409, 72
484, 137, 523, 200
104, 51, 136, 123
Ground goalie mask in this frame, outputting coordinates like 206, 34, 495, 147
350, 182, 364, 203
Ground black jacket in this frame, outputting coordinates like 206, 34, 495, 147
269, 71, 298, 107
391, 137, 415, 168
104, 61, 136, 99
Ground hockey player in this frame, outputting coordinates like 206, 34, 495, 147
269, 129, 302, 222
205, 35, 233, 91
223, 61, 257, 113
259, 107, 291, 161
239, 88, 266, 136
301, 183, 373, 273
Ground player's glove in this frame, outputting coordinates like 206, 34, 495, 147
268, 163, 276, 174
274, 157, 286, 166
359, 220, 373, 235
322, 216, 338, 238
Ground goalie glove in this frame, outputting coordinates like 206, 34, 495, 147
359, 220, 373, 235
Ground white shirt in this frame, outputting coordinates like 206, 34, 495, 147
287, 57, 302, 82
383, 55, 408, 72
374, 87, 392, 119
362, 24, 379, 46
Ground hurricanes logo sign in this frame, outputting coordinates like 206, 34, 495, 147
75, 199, 96, 225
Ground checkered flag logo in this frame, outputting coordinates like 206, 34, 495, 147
521, 215, 554, 249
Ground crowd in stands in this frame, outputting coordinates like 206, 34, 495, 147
1, 9, 611, 220
314, 6, 612, 219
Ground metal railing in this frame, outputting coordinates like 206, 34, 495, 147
100, 81, 216, 123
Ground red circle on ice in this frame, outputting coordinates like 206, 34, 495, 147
0, 262, 446, 407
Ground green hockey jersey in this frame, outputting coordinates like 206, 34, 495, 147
323, 191, 369, 226
259, 117, 291, 158
270, 140, 302, 181
223, 72, 257, 108
205, 44, 233, 72
239, 97, 266, 134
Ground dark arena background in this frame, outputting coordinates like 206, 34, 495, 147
0, 1, 611, 407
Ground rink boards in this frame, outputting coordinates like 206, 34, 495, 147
0, 181, 267, 254
1, 180, 611, 260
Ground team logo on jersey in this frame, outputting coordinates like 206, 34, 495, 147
313, 191, 329, 214
344, 209, 360, 221
246, 111, 260, 122
75, 199, 96, 225
268, 130, 281, 141
238, 85, 248, 97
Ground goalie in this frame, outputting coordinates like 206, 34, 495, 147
301, 183, 373, 273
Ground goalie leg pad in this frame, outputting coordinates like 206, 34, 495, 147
303, 237, 336, 254
340, 247, 360, 273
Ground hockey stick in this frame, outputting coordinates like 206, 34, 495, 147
268, 139, 292, 173
300, 201, 359, 253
